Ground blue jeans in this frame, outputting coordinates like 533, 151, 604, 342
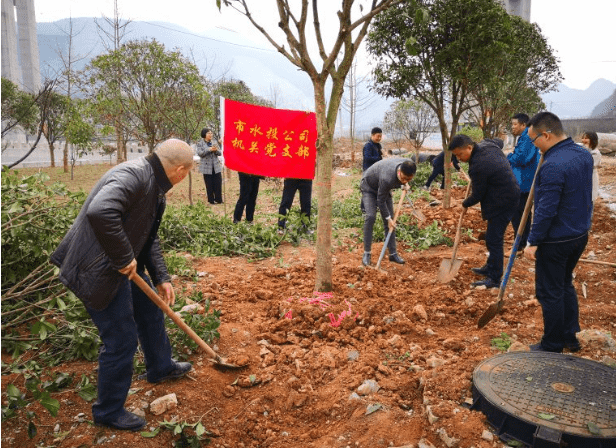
86, 272, 174, 422
535, 234, 587, 352
484, 210, 515, 282
362, 190, 397, 254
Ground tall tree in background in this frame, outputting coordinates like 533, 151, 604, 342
467, 15, 561, 138
382, 99, 437, 161
95, 0, 132, 163
368, 0, 510, 207
214, 0, 404, 291
84, 39, 204, 153
341, 60, 376, 156
52, 17, 93, 172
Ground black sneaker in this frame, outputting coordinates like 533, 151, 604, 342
564, 341, 581, 352
94, 410, 146, 431
471, 278, 500, 289
471, 265, 489, 277
388, 253, 405, 264
139, 361, 192, 383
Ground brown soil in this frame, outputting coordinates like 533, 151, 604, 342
2, 142, 616, 448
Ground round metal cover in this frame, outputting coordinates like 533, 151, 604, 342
472, 352, 616, 447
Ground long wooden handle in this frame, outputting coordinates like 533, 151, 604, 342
132, 275, 220, 361
578, 258, 616, 267
376, 189, 407, 269
450, 180, 472, 262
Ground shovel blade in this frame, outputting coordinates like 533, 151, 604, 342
412, 209, 426, 222
437, 258, 463, 283
477, 302, 501, 329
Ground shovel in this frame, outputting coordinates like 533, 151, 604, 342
477, 154, 545, 329
407, 196, 426, 222
132, 275, 247, 369
375, 189, 407, 270
437, 180, 472, 283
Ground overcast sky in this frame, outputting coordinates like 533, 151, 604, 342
35, 0, 616, 91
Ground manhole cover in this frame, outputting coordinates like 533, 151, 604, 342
472, 352, 616, 448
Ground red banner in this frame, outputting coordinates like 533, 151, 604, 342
222, 99, 317, 179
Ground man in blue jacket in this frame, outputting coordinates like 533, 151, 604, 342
507, 113, 540, 256
524, 112, 593, 353
448, 135, 520, 288
51, 139, 195, 431
362, 127, 384, 171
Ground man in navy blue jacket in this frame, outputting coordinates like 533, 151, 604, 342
448, 135, 520, 288
507, 113, 540, 256
362, 127, 383, 171
524, 112, 593, 353
424, 150, 461, 190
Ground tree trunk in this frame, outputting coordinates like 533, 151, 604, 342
314, 83, 334, 292
63, 141, 69, 173
49, 142, 55, 168
116, 127, 125, 164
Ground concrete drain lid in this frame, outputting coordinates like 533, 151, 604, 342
471, 352, 616, 447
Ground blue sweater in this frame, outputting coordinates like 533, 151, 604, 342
507, 128, 540, 193
362, 140, 383, 171
528, 138, 593, 245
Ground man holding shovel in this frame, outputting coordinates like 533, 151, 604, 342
51, 139, 195, 431
524, 112, 593, 353
448, 135, 519, 288
360, 158, 416, 266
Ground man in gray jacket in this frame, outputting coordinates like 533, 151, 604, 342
51, 139, 194, 431
361, 157, 416, 266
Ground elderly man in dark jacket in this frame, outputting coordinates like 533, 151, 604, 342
51, 139, 194, 431
448, 135, 520, 288
360, 157, 416, 266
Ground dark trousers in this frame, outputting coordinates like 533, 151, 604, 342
362, 190, 397, 254
510, 191, 532, 248
233, 172, 260, 222
535, 234, 587, 352
85, 272, 174, 422
425, 166, 445, 189
484, 209, 515, 282
203, 170, 222, 204
278, 179, 312, 229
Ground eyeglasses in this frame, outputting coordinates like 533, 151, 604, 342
530, 130, 551, 144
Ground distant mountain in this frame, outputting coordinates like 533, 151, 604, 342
36, 18, 611, 134
591, 88, 616, 117
540, 79, 616, 118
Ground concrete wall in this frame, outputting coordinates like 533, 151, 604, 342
1, 0, 40, 92
1, 0, 21, 86
16, 0, 40, 93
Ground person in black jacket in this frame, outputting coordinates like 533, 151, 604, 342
50, 139, 195, 431
448, 135, 520, 288
424, 151, 461, 190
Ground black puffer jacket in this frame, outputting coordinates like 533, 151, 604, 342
463, 138, 520, 220
50, 154, 172, 310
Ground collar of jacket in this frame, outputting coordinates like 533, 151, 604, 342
146, 153, 173, 193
